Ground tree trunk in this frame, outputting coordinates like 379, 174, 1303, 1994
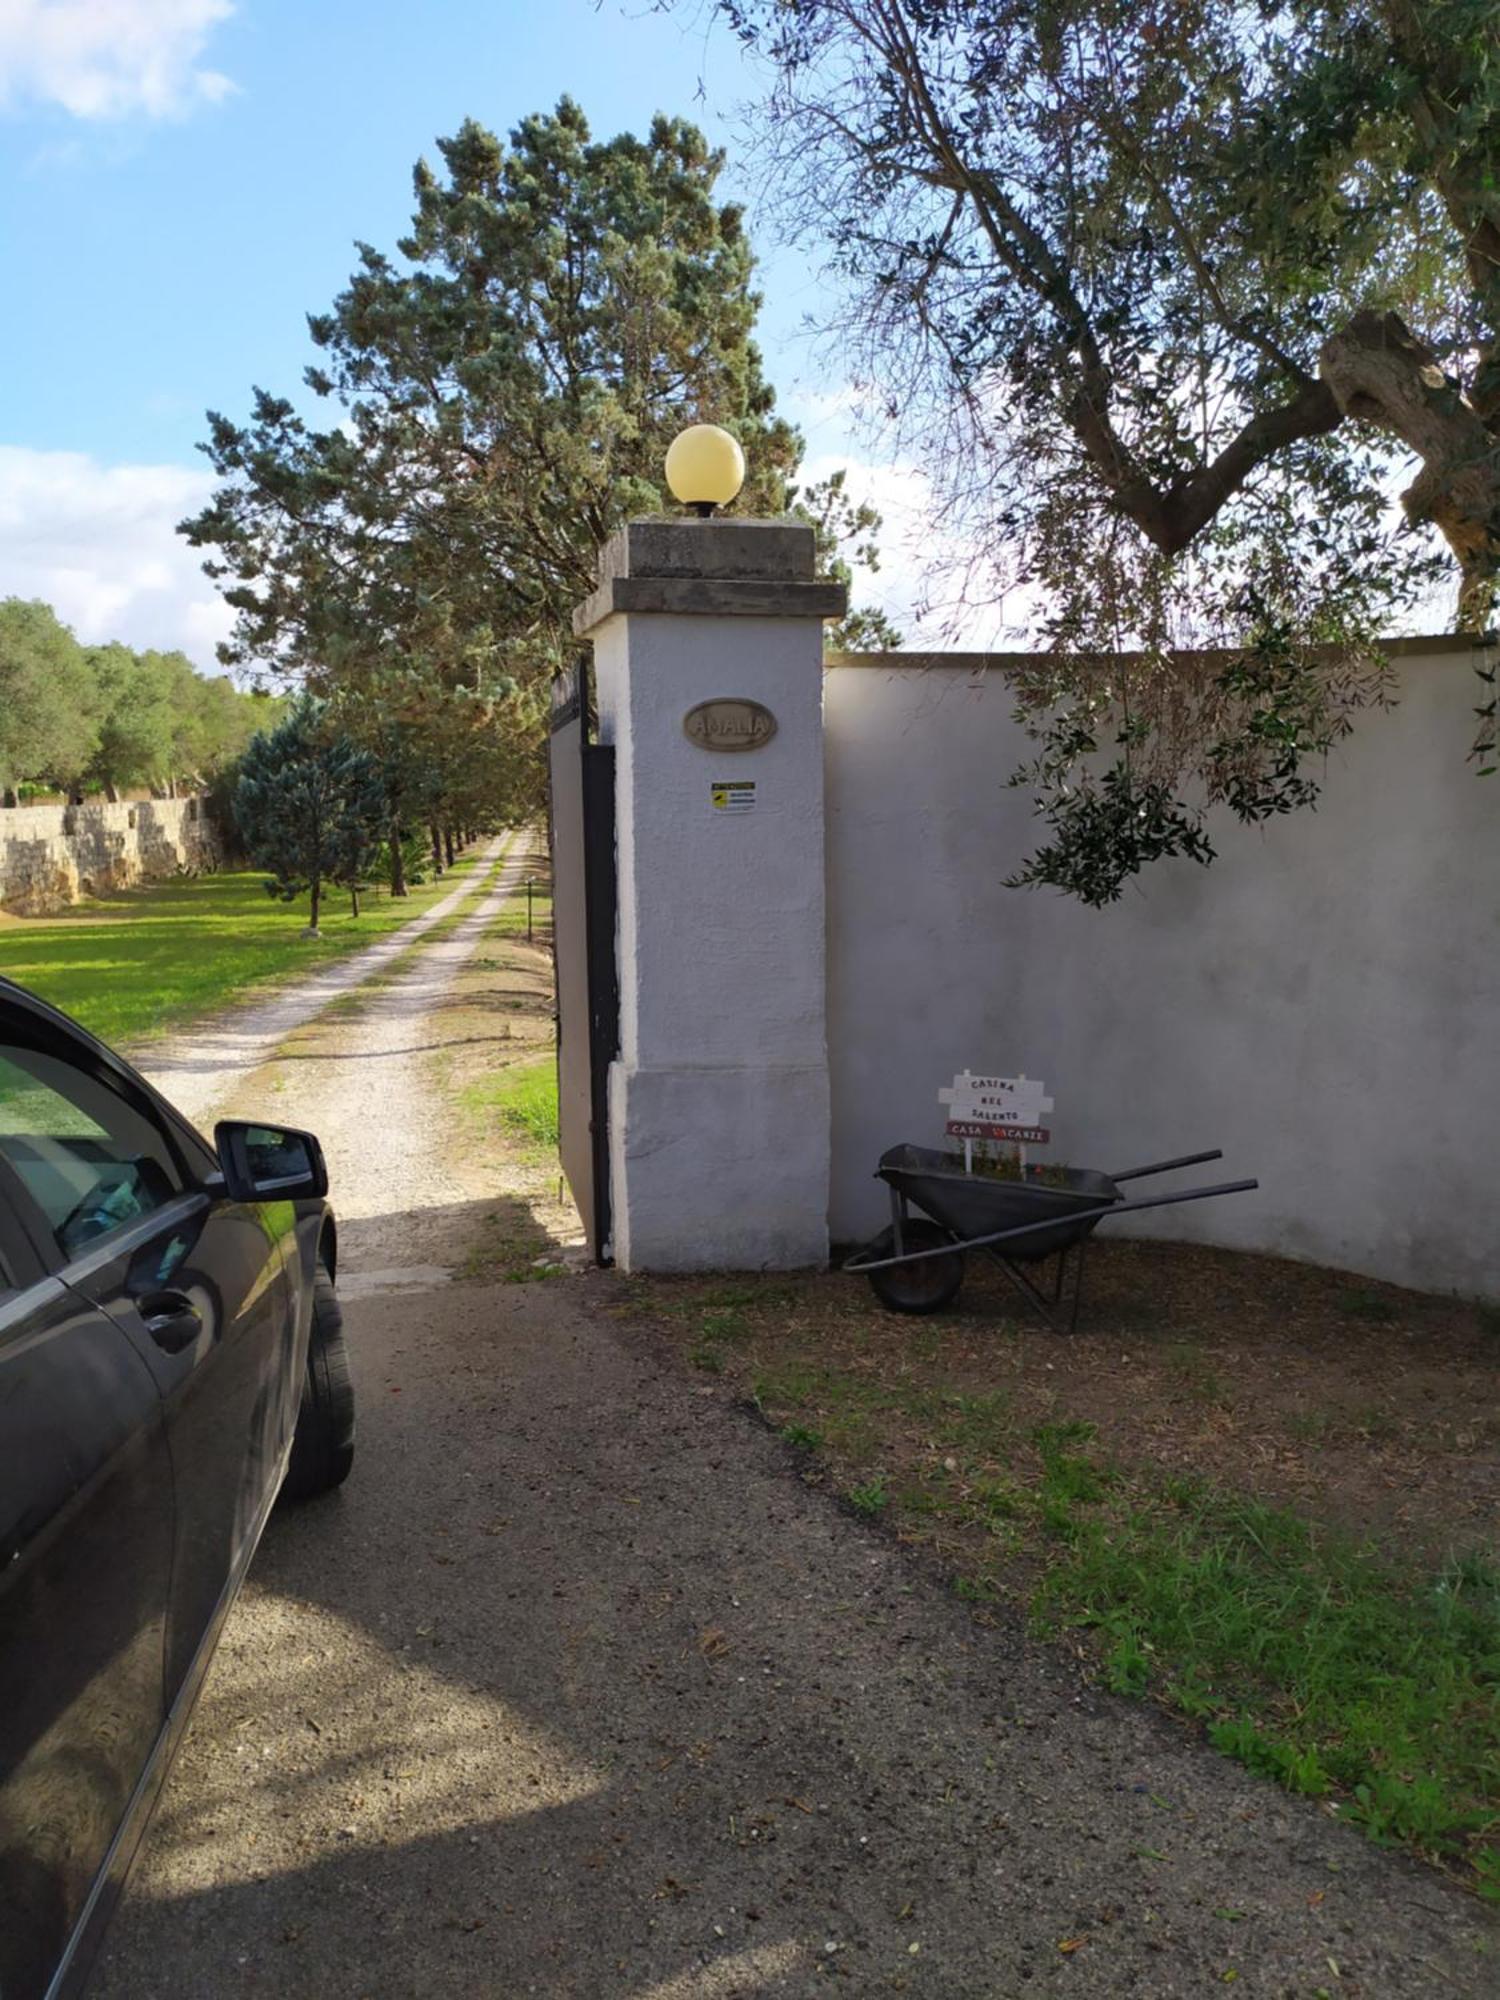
1320, 309, 1500, 630
429, 821, 444, 874
389, 815, 408, 897
104, 781, 120, 805
351, 883, 360, 917
444, 827, 456, 869
308, 875, 322, 935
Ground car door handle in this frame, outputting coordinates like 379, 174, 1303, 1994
140, 1293, 202, 1355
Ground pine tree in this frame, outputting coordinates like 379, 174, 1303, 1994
182, 102, 803, 838
234, 698, 386, 934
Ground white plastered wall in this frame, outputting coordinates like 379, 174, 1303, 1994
823, 646, 1499, 1296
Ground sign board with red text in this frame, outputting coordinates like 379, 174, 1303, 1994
938, 1072, 1054, 1147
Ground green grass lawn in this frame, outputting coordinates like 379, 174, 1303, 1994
0, 856, 484, 1049
458, 1053, 560, 1154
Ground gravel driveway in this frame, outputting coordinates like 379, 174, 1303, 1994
93, 851, 1498, 1999
136, 835, 510, 1131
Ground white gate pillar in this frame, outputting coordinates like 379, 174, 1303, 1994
574, 518, 846, 1270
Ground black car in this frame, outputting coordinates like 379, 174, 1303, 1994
0, 976, 355, 2000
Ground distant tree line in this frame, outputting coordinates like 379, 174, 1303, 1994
232, 693, 497, 932
0, 597, 274, 806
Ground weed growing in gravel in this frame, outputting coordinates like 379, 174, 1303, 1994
699, 1308, 750, 1345
1286, 1407, 1335, 1443
933, 1389, 1012, 1452
955, 1575, 999, 1603
780, 1423, 824, 1448
462, 1057, 559, 1154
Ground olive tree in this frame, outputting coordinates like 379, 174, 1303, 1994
707, 0, 1500, 898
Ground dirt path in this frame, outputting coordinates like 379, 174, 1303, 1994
94, 859, 1497, 1999
134, 836, 511, 1132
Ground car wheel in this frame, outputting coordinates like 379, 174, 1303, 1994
283, 1268, 355, 1499
864, 1222, 966, 1315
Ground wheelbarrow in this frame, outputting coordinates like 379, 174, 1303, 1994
844, 1144, 1258, 1331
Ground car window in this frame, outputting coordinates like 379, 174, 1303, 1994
0, 1043, 185, 1260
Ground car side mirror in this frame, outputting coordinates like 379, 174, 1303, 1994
213, 1121, 329, 1203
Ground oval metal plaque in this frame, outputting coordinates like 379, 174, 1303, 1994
682, 698, 778, 752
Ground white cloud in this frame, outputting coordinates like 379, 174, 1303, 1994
796, 447, 1026, 649
0, 1, 234, 120
0, 445, 235, 666
781, 370, 1033, 649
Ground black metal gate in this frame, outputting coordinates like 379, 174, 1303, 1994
549, 658, 618, 1261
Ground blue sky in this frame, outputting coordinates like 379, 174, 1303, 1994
0, 0, 938, 666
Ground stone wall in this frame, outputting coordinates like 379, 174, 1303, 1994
0, 797, 221, 914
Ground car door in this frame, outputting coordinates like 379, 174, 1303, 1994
0, 1157, 174, 2000
0, 1018, 301, 1711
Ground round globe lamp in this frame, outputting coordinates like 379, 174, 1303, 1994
664, 424, 745, 517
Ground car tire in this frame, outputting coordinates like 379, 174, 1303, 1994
283, 1268, 355, 1500
865, 1221, 966, 1315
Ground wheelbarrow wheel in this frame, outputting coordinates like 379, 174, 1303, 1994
865, 1222, 965, 1315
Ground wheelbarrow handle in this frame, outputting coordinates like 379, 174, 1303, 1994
845, 1178, 1259, 1274
953, 1178, 1259, 1258
1110, 1148, 1223, 1183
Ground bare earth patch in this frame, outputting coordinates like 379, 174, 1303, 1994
617, 1241, 1497, 1565
610, 1236, 1500, 1897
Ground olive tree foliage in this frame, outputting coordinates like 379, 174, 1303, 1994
0, 600, 268, 804
83, 646, 262, 799
706, 0, 1500, 899
182, 102, 811, 838
0, 601, 99, 797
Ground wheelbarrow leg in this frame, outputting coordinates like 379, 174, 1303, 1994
977, 1240, 1089, 1334
1050, 1248, 1068, 1308
889, 1183, 907, 1258
986, 1251, 1065, 1331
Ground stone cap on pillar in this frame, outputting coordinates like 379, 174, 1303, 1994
573, 517, 849, 638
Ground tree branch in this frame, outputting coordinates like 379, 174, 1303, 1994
1320, 308, 1500, 627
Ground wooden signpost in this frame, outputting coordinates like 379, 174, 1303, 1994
938, 1071, 1054, 1172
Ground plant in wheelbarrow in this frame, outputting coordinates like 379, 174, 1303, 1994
847, 1145, 1257, 1330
